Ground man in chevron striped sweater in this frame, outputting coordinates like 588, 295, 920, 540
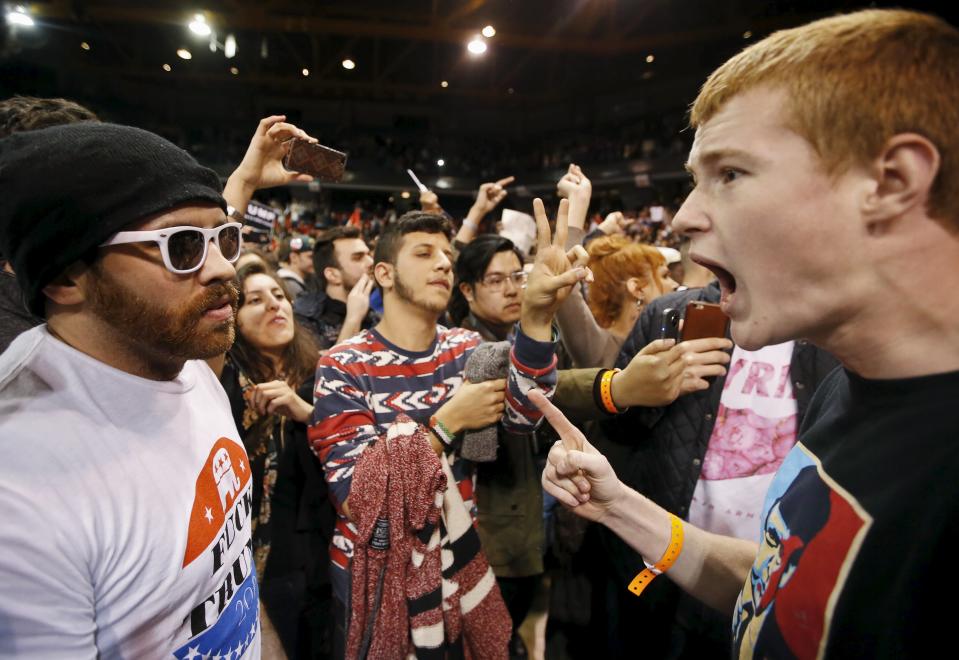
310, 202, 589, 655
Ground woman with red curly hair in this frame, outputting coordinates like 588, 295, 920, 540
553, 164, 679, 367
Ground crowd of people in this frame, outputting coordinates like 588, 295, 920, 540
1, 7, 958, 660
147, 107, 692, 184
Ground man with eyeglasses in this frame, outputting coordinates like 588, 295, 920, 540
0, 123, 260, 658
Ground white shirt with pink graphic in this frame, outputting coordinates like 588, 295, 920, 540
687, 341, 796, 541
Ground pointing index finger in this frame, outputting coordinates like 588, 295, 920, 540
528, 389, 583, 451
495, 175, 515, 188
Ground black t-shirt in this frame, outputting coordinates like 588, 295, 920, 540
731, 366, 959, 658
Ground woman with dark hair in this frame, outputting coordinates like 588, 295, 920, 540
217, 262, 335, 658
449, 234, 527, 340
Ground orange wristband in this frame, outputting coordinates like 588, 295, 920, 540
600, 368, 621, 414
627, 513, 684, 597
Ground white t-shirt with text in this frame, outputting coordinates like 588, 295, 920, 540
0, 327, 260, 659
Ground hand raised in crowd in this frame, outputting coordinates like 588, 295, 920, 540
521, 198, 593, 340
556, 164, 592, 233
224, 115, 318, 212
419, 190, 442, 214
598, 211, 633, 236
344, 274, 374, 326
470, 176, 515, 217
249, 380, 314, 424
611, 337, 732, 408
434, 378, 508, 435
530, 390, 623, 523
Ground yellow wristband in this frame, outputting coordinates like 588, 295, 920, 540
627, 513, 684, 597
600, 368, 621, 414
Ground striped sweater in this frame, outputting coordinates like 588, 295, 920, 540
308, 325, 557, 601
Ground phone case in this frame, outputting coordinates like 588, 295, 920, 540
283, 139, 348, 182
682, 301, 729, 341
660, 308, 682, 342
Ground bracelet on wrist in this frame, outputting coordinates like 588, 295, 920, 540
627, 513, 684, 597
592, 368, 625, 415
429, 415, 457, 446
226, 205, 246, 223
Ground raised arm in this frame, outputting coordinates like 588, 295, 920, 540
222, 115, 318, 214
553, 165, 621, 367
454, 176, 515, 244
532, 389, 756, 614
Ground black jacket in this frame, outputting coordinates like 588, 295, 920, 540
293, 289, 378, 350
595, 282, 840, 654
605, 281, 839, 526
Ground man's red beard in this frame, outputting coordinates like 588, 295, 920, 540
88, 265, 239, 361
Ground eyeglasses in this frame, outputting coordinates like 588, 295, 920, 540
99, 222, 243, 274
479, 270, 528, 291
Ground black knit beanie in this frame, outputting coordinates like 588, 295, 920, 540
0, 122, 226, 316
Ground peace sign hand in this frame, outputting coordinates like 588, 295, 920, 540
520, 198, 592, 340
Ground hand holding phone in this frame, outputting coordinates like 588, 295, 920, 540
283, 138, 348, 182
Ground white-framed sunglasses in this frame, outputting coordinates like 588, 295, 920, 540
99, 222, 243, 274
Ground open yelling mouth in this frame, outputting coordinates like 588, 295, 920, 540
692, 255, 737, 304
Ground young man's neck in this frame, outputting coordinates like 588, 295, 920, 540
288, 264, 308, 280
325, 283, 348, 304
47, 312, 186, 381
375, 296, 441, 352
471, 313, 513, 342
817, 230, 959, 379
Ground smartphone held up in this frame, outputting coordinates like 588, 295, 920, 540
283, 138, 348, 182
660, 301, 729, 342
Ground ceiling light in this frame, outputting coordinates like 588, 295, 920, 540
437, 159, 445, 167
400, 191, 411, 199
230, 66, 238, 75
342, 58, 356, 70
163, 63, 172, 72
467, 37, 487, 55
743, 30, 753, 39
441, 80, 449, 88
6, 7, 33, 27
224, 34, 236, 58
177, 48, 192, 60
646, 54, 655, 63
80, 41, 91, 51
188, 14, 211, 37
302, 68, 310, 76
482, 25, 496, 38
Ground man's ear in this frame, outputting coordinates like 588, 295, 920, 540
862, 133, 941, 234
373, 262, 394, 291
459, 281, 475, 303
42, 261, 90, 307
323, 266, 343, 288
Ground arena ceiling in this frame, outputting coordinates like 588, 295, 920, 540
5, 0, 956, 108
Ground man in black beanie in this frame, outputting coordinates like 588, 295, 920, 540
0, 94, 99, 353
0, 123, 261, 658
